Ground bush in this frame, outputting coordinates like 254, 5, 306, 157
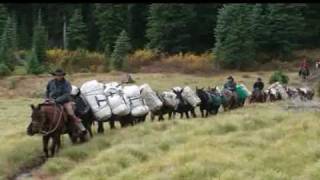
161, 52, 215, 73
46, 49, 107, 73
269, 70, 289, 84
0, 63, 10, 76
128, 49, 158, 71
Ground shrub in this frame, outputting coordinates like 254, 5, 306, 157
161, 52, 215, 73
46, 49, 106, 73
269, 70, 289, 84
128, 49, 158, 71
0, 63, 10, 76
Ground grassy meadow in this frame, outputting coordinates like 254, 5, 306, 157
0, 71, 319, 180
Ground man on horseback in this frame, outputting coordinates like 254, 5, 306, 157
224, 76, 237, 92
45, 69, 87, 135
299, 57, 310, 78
253, 77, 264, 92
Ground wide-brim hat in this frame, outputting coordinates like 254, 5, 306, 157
227, 76, 233, 80
50, 69, 66, 76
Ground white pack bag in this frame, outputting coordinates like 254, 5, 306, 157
161, 91, 179, 109
71, 85, 80, 96
104, 84, 130, 116
80, 80, 112, 121
181, 86, 201, 107
140, 84, 163, 112
123, 85, 149, 117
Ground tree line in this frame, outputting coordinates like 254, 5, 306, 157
0, 3, 319, 75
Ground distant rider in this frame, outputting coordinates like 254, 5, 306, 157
253, 77, 264, 92
299, 57, 310, 77
224, 76, 237, 92
45, 68, 87, 135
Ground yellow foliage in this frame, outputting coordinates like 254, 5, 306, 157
46, 49, 107, 73
161, 52, 215, 73
128, 49, 158, 70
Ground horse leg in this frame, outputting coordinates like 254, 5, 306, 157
43, 136, 49, 158
185, 111, 190, 119
191, 109, 197, 118
151, 113, 155, 121
50, 136, 57, 157
200, 108, 204, 118
56, 135, 61, 154
180, 112, 183, 119
88, 121, 93, 138
109, 120, 116, 129
97, 121, 104, 134
205, 109, 209, 117
168, 112, 172, 120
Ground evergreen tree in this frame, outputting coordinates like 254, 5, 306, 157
214, 4, 256, 70
27, 48, 43, 75
111, 30, 131, 70
94, 4, 128, 51
103, 43, 111, 72
67, 9, 88, 50
0, 15, 17, 70
32, 10, 48, 63
146, 4, 195, 53
0, 4, 8, 37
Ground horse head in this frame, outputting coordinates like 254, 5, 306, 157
27, 104, 46, 136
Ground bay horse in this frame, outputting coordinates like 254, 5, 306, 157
27, 102, 79, 158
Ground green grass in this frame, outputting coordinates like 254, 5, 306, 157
0, 72, 318, 180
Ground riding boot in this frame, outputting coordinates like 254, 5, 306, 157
76, 121, 86, 132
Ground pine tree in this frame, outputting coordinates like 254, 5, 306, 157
0, 15, 17, 71
104, 43, 111, 72
27, 48, 43, 75
94, 4, 128, 51
67, 9, 88, 50
32, 10, 48, 63
146, 4, 196, 53
0, 4, 8, 35
214, 4, 256, 70
111, 30, 131, 70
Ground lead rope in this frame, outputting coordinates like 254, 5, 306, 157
40, 104, 64, 136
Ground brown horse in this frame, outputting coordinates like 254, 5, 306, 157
27, 102, 78, 157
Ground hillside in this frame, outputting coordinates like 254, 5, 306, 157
0, 72, 319, 180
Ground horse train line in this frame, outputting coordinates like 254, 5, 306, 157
27, 80, 314, 158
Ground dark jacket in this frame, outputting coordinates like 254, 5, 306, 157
224, 81, 237, 92
46, 79, 72, 104
253, 81, 264, 91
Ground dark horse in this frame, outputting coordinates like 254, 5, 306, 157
196, 87, 221, 118
220, 89, 238, 111
249, 89, 267, 103
172, 88, 197, 119
299, 68, 310, 80
150, 92, 175, 121
27, 102, 79, 157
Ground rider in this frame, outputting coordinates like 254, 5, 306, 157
253, 77, 264, 92
45, 68, 87, 134
224, 76, 237, 92
299, 57, 310, 77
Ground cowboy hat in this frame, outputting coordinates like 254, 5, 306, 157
50, 68, 66, 76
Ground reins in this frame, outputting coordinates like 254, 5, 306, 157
40, 103, 64, 136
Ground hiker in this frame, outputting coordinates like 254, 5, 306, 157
45, 68, 87, 134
